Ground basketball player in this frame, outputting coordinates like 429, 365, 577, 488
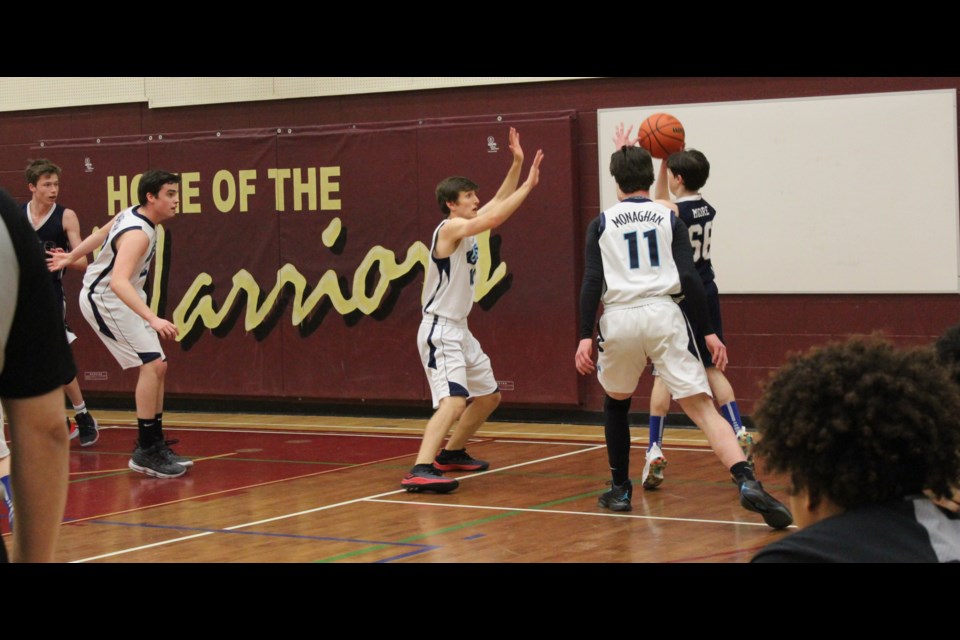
49, 170, 191, 478
24, 159, 99, 446
575, 143, 792, 529
401, 128, 544, 492
643, 146, 752, 490
1, 187, 74, 562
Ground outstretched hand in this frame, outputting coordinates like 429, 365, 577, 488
508, 127, 524, 164
525, 149, 544, 189
613, 122, 637, 149
46, 248, 71, 272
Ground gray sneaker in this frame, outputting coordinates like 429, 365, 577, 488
129, 441, 187, 478
76, 411, 99, 447
161, 439, 193, 467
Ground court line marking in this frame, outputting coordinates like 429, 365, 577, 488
68, 452, 237, 476
90, 422, 715, 447
90, 520, 439, 549
71, 443, 606, 562
365, 498, 777, 528
62, 449, 419, 529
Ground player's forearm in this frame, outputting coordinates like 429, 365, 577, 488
654, 161, 669, 201
63, 222, 112, 266
579, 219, 604, 338
110, 279, 158, 324
66, 256, 88, 271
490, 157, 524, 203
7, 390, 69, 562
483, 180, 534, 230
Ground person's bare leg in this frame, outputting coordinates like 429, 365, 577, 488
446, 392, 500, 450
5, 389, 69, 562
675, 392, 745, 468
415, 396, 467, 465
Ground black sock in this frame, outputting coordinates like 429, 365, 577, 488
604, 395, 632, 486
731, 461, 756, 483
137, 419, 162, 447
412, 463, 437, 473
437, 448, 464, 461
156, 413, 164, 440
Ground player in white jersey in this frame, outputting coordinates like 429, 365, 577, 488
402, 128, 544, 493
50, 170, 191, 479
575, 142, 792, 529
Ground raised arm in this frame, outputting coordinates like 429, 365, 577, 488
60, 208, 88, 271
654, 159, 670, 202
437, 149, 544, 252
47, 217, 115, 272
479, 127, 525, 214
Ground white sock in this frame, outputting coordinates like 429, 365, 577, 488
73, 402, 87, 415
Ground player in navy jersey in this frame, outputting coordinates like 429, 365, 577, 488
50, 171, 190, 479
24, 159, 99, 446
642, 147, 751, 490
402, 128, 544, 493
575, 139, 791, 528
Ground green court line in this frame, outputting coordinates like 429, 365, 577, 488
313, 489, 604, 563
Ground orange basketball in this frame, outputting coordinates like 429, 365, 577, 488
637, 113, 685, 159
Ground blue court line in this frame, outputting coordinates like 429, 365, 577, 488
90, 520, 438, 550
374, 547, 439, 563
463, 534, 485, 540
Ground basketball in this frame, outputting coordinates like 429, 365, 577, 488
637, 113, 685, 159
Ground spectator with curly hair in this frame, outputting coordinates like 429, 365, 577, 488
751, 337, 960, 562
931, 324, 960, 514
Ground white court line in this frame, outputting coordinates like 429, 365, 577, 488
366, 498, 780, 528
493, 439, 600, 446
70, 442, 606, 562
96, 418, 716, 446
106, 425, 424, 440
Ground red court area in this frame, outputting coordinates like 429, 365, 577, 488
61, 426, 423, 525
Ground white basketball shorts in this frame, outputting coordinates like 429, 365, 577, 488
597, 300, 710, 399
79, 289, 166, 370
418, 315, 498, 409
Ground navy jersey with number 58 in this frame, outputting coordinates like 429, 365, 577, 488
675, 195, 716, 285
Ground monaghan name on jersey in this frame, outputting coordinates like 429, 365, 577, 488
598, 196, 681, 310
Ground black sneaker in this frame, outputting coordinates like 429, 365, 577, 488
161, 439, 193, 467
739, 479, 793, 529
401, 465, 459, 493
598, 480, 633, 512
76, 411, 99, 447
129, 441, 187, 478
433, 448, 490, 472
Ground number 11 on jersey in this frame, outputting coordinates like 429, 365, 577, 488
623, 229, 660, 269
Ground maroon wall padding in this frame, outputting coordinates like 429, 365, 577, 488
3, 77, 958, 413
36, 113, 580, 406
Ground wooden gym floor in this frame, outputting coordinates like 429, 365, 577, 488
2, 410, 794, 563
